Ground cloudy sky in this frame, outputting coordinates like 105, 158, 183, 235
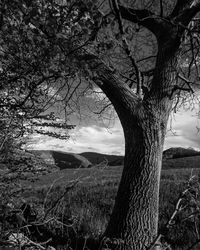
26, 108, 200, 155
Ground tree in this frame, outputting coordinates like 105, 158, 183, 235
78, 1, 200, 249
0, 0, 78, 155
1, 0, 200, 249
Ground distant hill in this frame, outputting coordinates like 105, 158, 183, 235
30, 150, 123, 169
81, 148, 200, 165
30, 150, 92, 169
162, 155, 200, 169
80, 152, 124, 166
163, 147, 200, 159
0, 149, 58, 176
29, 147, 200, 170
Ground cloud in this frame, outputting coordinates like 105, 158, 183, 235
26, 121, 125, 155
69, 123, 125, 154
165, 111, 200, 150
26, 109, 200, 155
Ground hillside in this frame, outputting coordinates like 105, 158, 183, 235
0, 149, 58, 176
30, 150, 92, 169
163, 147, 200, 159
80, 152, 124, 166
29, 147, 200, 170
30, 150, 123, 169
163, 155, 200, 169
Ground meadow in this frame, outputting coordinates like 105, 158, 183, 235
20, 163, 200, 250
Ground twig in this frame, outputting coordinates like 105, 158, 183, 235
167, 188, 189, 228
93, 103, 112, 115
8, 233, 52, 250
26, 237, 52, 250
177, 74, 194, 93
43, 176, 65, 212
82, 236, 89, 250
146, 234, 162, 250
111, 0, 142, 95
160, 0, 163, 17
43, 180, 79, 220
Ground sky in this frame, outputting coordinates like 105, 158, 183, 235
26, 108, 200, 155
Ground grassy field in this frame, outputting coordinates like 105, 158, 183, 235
1, 151, 200, 249
28, 163, 199, 189
26, 154, 200, 189
20, 163, 200, 250
162, 156, 200, 169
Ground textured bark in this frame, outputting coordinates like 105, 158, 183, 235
103, 103, 170, 250
83, 3, 200, 249
102, 53, 176, 250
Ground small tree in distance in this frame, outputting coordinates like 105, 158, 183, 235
1, 0, 200, 249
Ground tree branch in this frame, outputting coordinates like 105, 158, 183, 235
171, 1, 200, 27
118, 5, 163, 38
172, 84, 194, 93
170, 0, 196, 18
178, 74, 194, 93
111, 0, 142, 96
160, 0, 164, 17
79, 52, 139, 119
93, 103, 112, 115
187, 1, 200, 21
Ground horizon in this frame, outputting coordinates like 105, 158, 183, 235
26, 109, 200, 155
28, 145, 200, 157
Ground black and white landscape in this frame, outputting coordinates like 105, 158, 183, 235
1, 1, 200, 250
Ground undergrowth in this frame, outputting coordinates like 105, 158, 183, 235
1, 168, 200, 249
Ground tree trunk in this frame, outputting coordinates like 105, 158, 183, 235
103, 104, 170, 250
85, 21, 179, 249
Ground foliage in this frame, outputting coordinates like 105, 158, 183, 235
1, 0, 199, 116
0, 0, 92, 156
0, 112, 75, 164
0, 149, 59, 249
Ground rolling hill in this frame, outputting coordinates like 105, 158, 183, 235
30, 150, 92, 169
163, 147, 200, 159
79, 152, 124, 166
29, 147, 200, 170
30, 150, 123, 169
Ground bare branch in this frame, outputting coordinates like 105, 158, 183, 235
159, 0, 163, 17
173, 1, 200, 27
118, 5, 163, 38
111, 0, 142, 96
119, 72, 137, 83
78, 51, 140, 118
43, 180, 79, 220
146, 234, 162, 250
93, 103, 112, 115
173, 85, 193, 93
178, 74, 195, 93
170, 0, 195, 18
137, 55, 157, 63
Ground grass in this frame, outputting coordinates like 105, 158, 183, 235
162, 156, 200, 169
20, 166, 200, 249
3, 160, 196, 250
25, 165, 123, 189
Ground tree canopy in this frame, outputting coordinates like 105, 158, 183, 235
1, 0, 200, 117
